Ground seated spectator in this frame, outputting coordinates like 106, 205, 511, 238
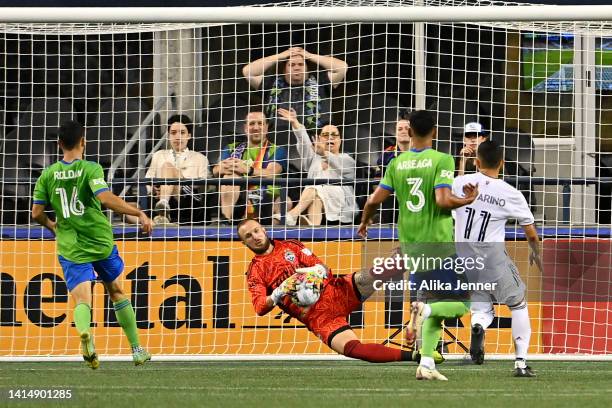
278, 108, 357, 226
242, 47, 348, 138
146, 114, 210, 225
375, 112, 411, 224
212, 111, 287, 225
457, 122, 489, 176
375, 111, 411, 177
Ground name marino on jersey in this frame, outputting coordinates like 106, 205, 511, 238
477, 193, 506, 207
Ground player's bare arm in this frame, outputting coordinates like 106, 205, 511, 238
31, 203, 56, 235
435, 183, 479, 210
522, 223, 543, 272
97, 190, 153, 235
358, 186, 392, 237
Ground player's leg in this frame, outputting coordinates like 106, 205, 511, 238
328, 327, 414, 363
408, 301, 468, 380
94, 246, 151, 365
58, 255, 99, 369
509, 300, 534, 377
501, 263, 535, 377
69, 280, 99, 370
469, 293, 495, 365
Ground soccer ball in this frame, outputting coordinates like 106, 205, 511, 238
291, 272, 324, 307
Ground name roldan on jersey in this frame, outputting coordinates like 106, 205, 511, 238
54, 169, 83, 180
396, 158, 432, 170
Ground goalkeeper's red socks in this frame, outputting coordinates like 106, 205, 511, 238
343, 340, 412, 363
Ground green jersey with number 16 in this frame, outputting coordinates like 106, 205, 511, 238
379, 147, 455, 243
32, 159, 114, 263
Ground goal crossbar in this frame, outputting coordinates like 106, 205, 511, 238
0, 6, 612, 23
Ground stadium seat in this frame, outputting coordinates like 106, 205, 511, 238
16, 99, 75, 141
497, 128, 536, 177
204, 94, 251, 141
1, 139, 57, 174
0, 154, 33, 225
88, 98, 151, 177
428, 96, 479, 143
191, 125, 224, 168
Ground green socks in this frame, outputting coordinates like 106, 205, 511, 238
421, 301, 469, 358
113, 299, 140, 348
74, 303, 92, 334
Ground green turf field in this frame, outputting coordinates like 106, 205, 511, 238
523, 49, 612, 90
1, 361, 610, 407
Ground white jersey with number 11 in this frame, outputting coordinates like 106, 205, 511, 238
452, 172, 535, 243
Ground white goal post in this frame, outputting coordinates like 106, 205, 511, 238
0, 6, 612, 23
0, 3, 611, 362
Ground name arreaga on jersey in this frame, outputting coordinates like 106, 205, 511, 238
396, 158, 432, 170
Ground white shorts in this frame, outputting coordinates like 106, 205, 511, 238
470, 261, 526, 309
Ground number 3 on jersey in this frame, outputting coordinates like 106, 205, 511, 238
55, 187, 84, 218
405, 177, 425, 212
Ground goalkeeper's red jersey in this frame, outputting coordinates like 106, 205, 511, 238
246, 239, 330, 318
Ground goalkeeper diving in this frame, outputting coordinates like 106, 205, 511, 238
238, 218, 442, 364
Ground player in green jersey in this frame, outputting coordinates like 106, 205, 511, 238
32, 120, 154, 369
358, 110, 479, 380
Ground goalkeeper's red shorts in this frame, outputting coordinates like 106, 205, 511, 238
303, 273, 363, 346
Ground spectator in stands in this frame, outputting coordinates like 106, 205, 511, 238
146, 114, 210, 225
242, 47, 348, 137
278, 107, 357, 226
212, 110, 287, 225
375, 112, 412, 224
457, 122, 489, 176
375, 111, 411, 177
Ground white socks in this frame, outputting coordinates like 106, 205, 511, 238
420, 356, 435, 369
511, 305, 531, 361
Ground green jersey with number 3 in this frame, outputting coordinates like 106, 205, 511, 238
32, 159, 114, 263
379, 147, 455, 243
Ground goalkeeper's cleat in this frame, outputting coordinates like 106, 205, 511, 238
470, 323, 485, 365
416, 365, 448, 381
132, 348, 152, 366
80, 332, 99, 370
406, 302, 426, 347
412, 349, 445, 365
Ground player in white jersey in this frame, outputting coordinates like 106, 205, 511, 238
452, 140, 543, 377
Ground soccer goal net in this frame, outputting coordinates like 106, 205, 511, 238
0, 1, 611, 361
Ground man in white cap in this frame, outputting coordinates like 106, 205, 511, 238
457, 122, 489, 176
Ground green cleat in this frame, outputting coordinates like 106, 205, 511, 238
132, 348, 152, 366
80, 332, 99, 370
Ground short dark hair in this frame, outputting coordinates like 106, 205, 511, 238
58, 120, 84, 150
167, 114, 193, 136
398, 109, 411, 121
408, 110, 436, 138
477, 139, 504, 169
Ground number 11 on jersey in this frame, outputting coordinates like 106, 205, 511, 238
463, 206, 491, 241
